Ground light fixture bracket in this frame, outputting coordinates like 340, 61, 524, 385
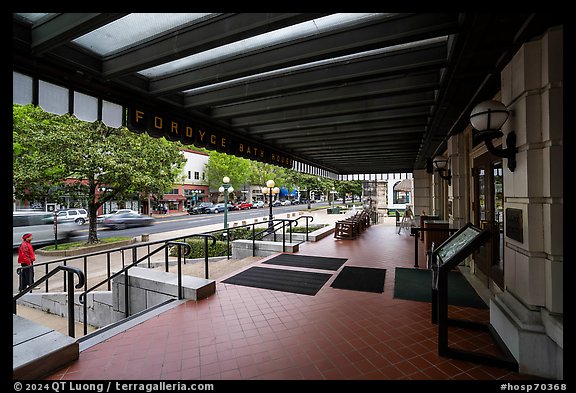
473, 129, 517, 172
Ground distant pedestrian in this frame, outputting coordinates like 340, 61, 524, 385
18, 233, 35, 291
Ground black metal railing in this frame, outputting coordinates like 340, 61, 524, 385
13, 265, 85, 338
77, 240, 200, 335
14, 215, 317, 337
410, 226, 459, 268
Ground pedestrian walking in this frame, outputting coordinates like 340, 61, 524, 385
18, 233, 35, 291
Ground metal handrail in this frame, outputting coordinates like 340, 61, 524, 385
13, 265, 85, 338
16, 216, 317, 336
78, 240, 198, 335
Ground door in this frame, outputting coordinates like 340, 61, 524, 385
473, 153, 505, 289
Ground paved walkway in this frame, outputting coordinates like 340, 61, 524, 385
41, 211, 534, 381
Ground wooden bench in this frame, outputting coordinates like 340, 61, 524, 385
334, 210, 370, 239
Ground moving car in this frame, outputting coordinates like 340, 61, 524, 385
187, 202, 213, 215
97, 209, 139, 223
101, 212, 155, 230
251, 201, 265, 209
209, 203, 234, 213
13, 210, 79, 248
56, 208, 89, 225
234, 201, 253, 210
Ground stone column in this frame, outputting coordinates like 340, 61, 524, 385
490, 26, 563, 379
447, 132, 469, 229
413, 169, 432, 218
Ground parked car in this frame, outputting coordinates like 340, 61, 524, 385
251, 201, 265, 209
272, 200, 282, 207
187, 202, 213, 215
97, 209, 139, 223
56, 208, 89, 225
234, 201, 253, 210
280, 200, 292, 206
209, 203, 234, 213
13, 210, 79, 248
101, 212, 155, 230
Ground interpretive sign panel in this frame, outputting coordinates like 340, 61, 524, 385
435, 223, 491, 267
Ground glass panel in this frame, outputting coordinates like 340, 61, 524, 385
478, 168, 486, 222
73, 13, 216, 56
74, 91, 98, 122
38, 80, 68, 115
494, 163, 504, 269
13, 72, 33, 105
140, 13, 385, 78
102, 101, 123, 128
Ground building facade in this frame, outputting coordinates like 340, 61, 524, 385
413, 27, 563, 379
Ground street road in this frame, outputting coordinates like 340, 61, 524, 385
13, 202, 327, 293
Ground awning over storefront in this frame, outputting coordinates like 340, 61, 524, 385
394, 178, 413, 192
160, 194, 186, 201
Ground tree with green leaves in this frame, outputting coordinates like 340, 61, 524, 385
13, 104, 186, 244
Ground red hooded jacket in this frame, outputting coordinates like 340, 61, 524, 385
18, 240, 35, 266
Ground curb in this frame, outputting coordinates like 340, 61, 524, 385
36, 238, 136, 257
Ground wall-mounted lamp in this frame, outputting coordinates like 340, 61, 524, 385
433, 155, 452, 186
469, 99, 517, 171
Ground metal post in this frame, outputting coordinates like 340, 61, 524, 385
177, 245, 182, 300
224, 189, 228, 230
67, 270, 75, 338
268, 189, 273, 231
204, 237, 209, 279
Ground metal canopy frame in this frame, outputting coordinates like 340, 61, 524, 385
13, 12, 563, 175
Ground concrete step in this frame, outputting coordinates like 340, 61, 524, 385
13, 314, 78, 380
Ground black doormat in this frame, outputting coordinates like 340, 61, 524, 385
393, 267, 487, 309
262, 253, 348, 271
222, 266, 332, 296
330, 266, 386, 293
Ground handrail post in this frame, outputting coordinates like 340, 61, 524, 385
67, 270, 75, 338
226, 227, 230, 260
83, 294, 88, 336
306, 217, 309, 241
413, 227, 420, 267
124, 269, 129, 318
177, 244, 182, 300
282, 221, 286, 252
252, 224, 256, 257
204, 237, 209, 279
106, 253, 111, 291
164, 246, 169, 272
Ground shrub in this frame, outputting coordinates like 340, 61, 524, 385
169, 238, 230, 258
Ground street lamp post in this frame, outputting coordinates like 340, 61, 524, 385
261, 179, 280, 232
218, 176, 234, 229
330, 187, 337, 209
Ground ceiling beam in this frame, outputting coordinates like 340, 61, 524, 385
148, 13, 459, 95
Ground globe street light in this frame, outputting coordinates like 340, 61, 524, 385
218, 176, 234, 229
261, 179, 280, 232
330, 187, 337, 209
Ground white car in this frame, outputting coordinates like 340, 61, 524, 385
251, 201, 265, 208
280, 200, 292, 206
97, 209, 139, 223
13, 210, 79, 248
56, 208, 89, 225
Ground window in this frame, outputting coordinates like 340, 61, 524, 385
188, 171, 191, 179
194, 171, 200, 180
393, 191, 410, 204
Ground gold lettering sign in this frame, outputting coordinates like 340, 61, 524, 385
127, 106, 293, 168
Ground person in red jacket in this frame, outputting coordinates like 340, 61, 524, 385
18, 233, 36, 291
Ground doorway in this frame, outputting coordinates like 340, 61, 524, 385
473, 153, 505, 289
